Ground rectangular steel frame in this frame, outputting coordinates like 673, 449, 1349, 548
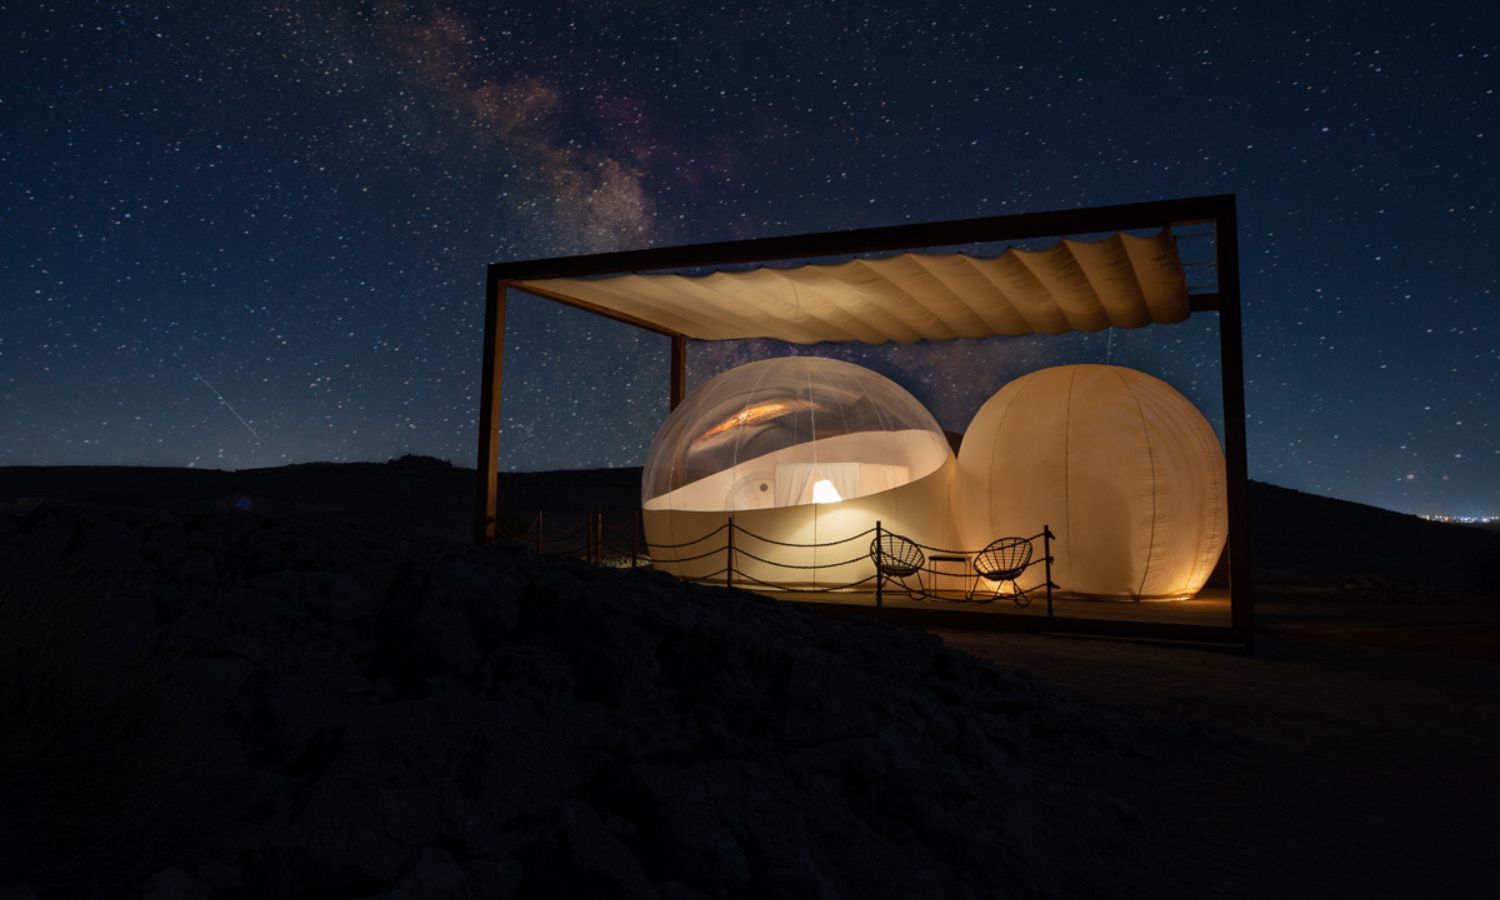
476, 194, 1252, 647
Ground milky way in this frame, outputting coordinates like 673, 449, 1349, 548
2, 1, 1496, 515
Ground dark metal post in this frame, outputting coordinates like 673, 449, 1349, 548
725, 515, 735, 589
874, 520, 883, 608
535, 511, 544, 556
670, 334, 687, 410
474, 277, 509, 543
1213, 196, 1254, 650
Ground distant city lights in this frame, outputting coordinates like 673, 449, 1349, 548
1420, 514, 1500, 525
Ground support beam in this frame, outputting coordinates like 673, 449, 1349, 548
1188, 293, 1221, 313
670, 334, 687, 410
489, 195, 1237, 283
1213, 197, 1254, 647
474, 276, 509, 544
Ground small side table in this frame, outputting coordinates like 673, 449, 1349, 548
927, 554, 971, 597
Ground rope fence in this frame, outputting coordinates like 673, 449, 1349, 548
491, 510, 1057, 611
731, 544, 872, 571
732, 525, 876, 548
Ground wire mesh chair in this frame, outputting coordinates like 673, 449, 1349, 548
870, 532, 927, 599
969, 537, 1035, 606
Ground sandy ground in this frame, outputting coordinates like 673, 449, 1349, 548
937, 620, 1500, 897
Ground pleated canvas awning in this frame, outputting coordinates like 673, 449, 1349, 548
514, 229, 1190, 344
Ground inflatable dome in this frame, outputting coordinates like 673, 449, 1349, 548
643, 357, 956, 586
954, 364, 1226, 600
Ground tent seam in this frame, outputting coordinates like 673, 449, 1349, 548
1063, 366, 1075, 576
728, 361, 776, 511
806, 358, 818, 560
985, 372, 1042, 543
1116, 368, 1158, 599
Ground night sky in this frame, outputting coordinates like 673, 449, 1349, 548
3, 1, 1496, 516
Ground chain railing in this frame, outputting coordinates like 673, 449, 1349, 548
494, 511, 1057, 613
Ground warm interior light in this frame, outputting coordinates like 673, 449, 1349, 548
811, 479, 842, 504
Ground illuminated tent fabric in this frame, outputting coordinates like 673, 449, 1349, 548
953, 364, 1227, 600
643, 357, 956, 585
516, 230, 1188, 344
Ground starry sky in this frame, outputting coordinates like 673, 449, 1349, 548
2, 1, 1496, 516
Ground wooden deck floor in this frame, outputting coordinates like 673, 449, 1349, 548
733, 583, 1234, 629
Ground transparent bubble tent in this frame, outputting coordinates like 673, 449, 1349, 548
642, 357, 951, 513
642, 358, 958, 585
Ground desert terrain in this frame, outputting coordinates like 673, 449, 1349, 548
1, 459, 1496, 897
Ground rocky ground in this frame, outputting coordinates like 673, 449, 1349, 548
2, 461, 1497, 898
0, 498, 1213, 898
942, 627, 1500, 897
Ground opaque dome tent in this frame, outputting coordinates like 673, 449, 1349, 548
954, 364, 1227, 600
643, 357, 956, 584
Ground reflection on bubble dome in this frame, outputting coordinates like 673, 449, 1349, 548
642, 357, 952, 512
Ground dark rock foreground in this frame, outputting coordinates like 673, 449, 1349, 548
1, 500, 1186, 899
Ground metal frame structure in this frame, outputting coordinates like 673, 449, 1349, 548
476, 194, 1251, 646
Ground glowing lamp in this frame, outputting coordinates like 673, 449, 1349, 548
810, 479, 842, 504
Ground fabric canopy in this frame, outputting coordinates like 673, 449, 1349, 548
515, 229, 1190, 344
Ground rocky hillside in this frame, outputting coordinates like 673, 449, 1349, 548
1250, 482, 1500, 598
0, 498, 1199, 898
5, 460, 1496, 603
